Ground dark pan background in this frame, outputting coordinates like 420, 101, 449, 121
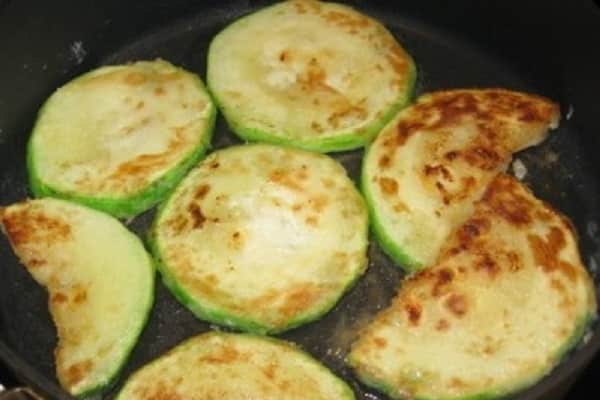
0, 1, 599, 399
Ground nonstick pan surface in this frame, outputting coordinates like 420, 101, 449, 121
0, 1, 599, 399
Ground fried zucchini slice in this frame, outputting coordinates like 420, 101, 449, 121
0, 198, 154, 397
348, 175, 597, 400
28, 59, 216, 218
363, 88, 560, 271
117, 332, 354, 399
207, 0, 416, 152
151, 144, 368, 333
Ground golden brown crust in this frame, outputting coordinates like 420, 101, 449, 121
365, 88, 561, 268
350, 174, 595, 399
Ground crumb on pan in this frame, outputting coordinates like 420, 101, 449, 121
512, 158, 528, 180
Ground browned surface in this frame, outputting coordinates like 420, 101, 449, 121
0, 203, 72, 249
198, 343, 247, 364
106, 133, 187, 191
257, 0, 413, 135
134, 382, 183, 400
350, 173, 594, 398
60, 359, 94, 388
444, 293, 468, 317
378, 177, 398, 196
278, 284, 324, 318
403, 301, 422, 326
372, 89, 559, 213
390, 90, 558, 150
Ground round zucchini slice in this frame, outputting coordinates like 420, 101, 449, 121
362, 89, 560, 271
207, 0, 416, 153
151, 144, 368, 333
28, 59, 216, 218
0, 198, 154, 397
348, 175, 597, 400
117, 332, 355, 399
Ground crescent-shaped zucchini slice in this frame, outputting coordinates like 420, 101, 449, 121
0, 198, 154, 397
207, 0, 416, 152
28, 59, 216, 218
151, 144, 368, 333
362, 88, 560, 271
117, 332, 355, 399
348, 175, 597, 400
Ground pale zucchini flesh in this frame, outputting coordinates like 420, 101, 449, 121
0, 198, 154, 397
348, 175, 597, 400
207, 0, 416, 152
28, 59, 216, 218
362, 88, 560, 271
151, 144, 368, 333
117, 332, 355, 400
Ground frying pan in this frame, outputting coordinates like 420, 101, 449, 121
0, 0, 599, 399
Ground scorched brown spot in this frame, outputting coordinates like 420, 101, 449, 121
269, 169, 303, 192
108, 134, 187, 190
194, 184, 210, 200
395, 121, 424, 147
450, 378, 468, 389
52, 292, 68, 304
279, 284, 322, 317
124, 72, 146, 85
166, 214, 188, 235
321, 177, 335, 188
506, 250, 522, 272
432, 268, 454, 297
444, 150, 459, 161
474, 253, 500, 278
483, 176, 533, 226
27, 257, 46, 268
305, 216, 318, 226
404, 301, 422, 326
436, 319, 450, 331
188, 203, 206, 229
261, 362, 277, 380
456, 217, 490, 249
327, 105, 368, 129
309, 195, 328, 212
73, 287, 88, 304
424, 164, 453, 181
528, 226, 578, 281
292, 0, 321, 15
393, 202, 409, 213
230, 231, 245, 250
445, 293, 468, 317
322, 8, 371, 33
463, 145, 505, 171
63, 359, 93, 387
199, 344, 244, 364
137, 383, 183, 400
378, 177, 398, 196
373, 337, 387, 348
378, 155, 391, 168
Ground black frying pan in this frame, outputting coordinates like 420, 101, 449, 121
0, 1, 599, 399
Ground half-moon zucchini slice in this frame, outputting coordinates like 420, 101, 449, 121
362, 88, 560, 271
207, 0, 416, 153
0, 198, 154, 397
150, 144, 368, 333
117, 332, 355, 399
28, 59, 216, 218
348, 174, 597, 400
